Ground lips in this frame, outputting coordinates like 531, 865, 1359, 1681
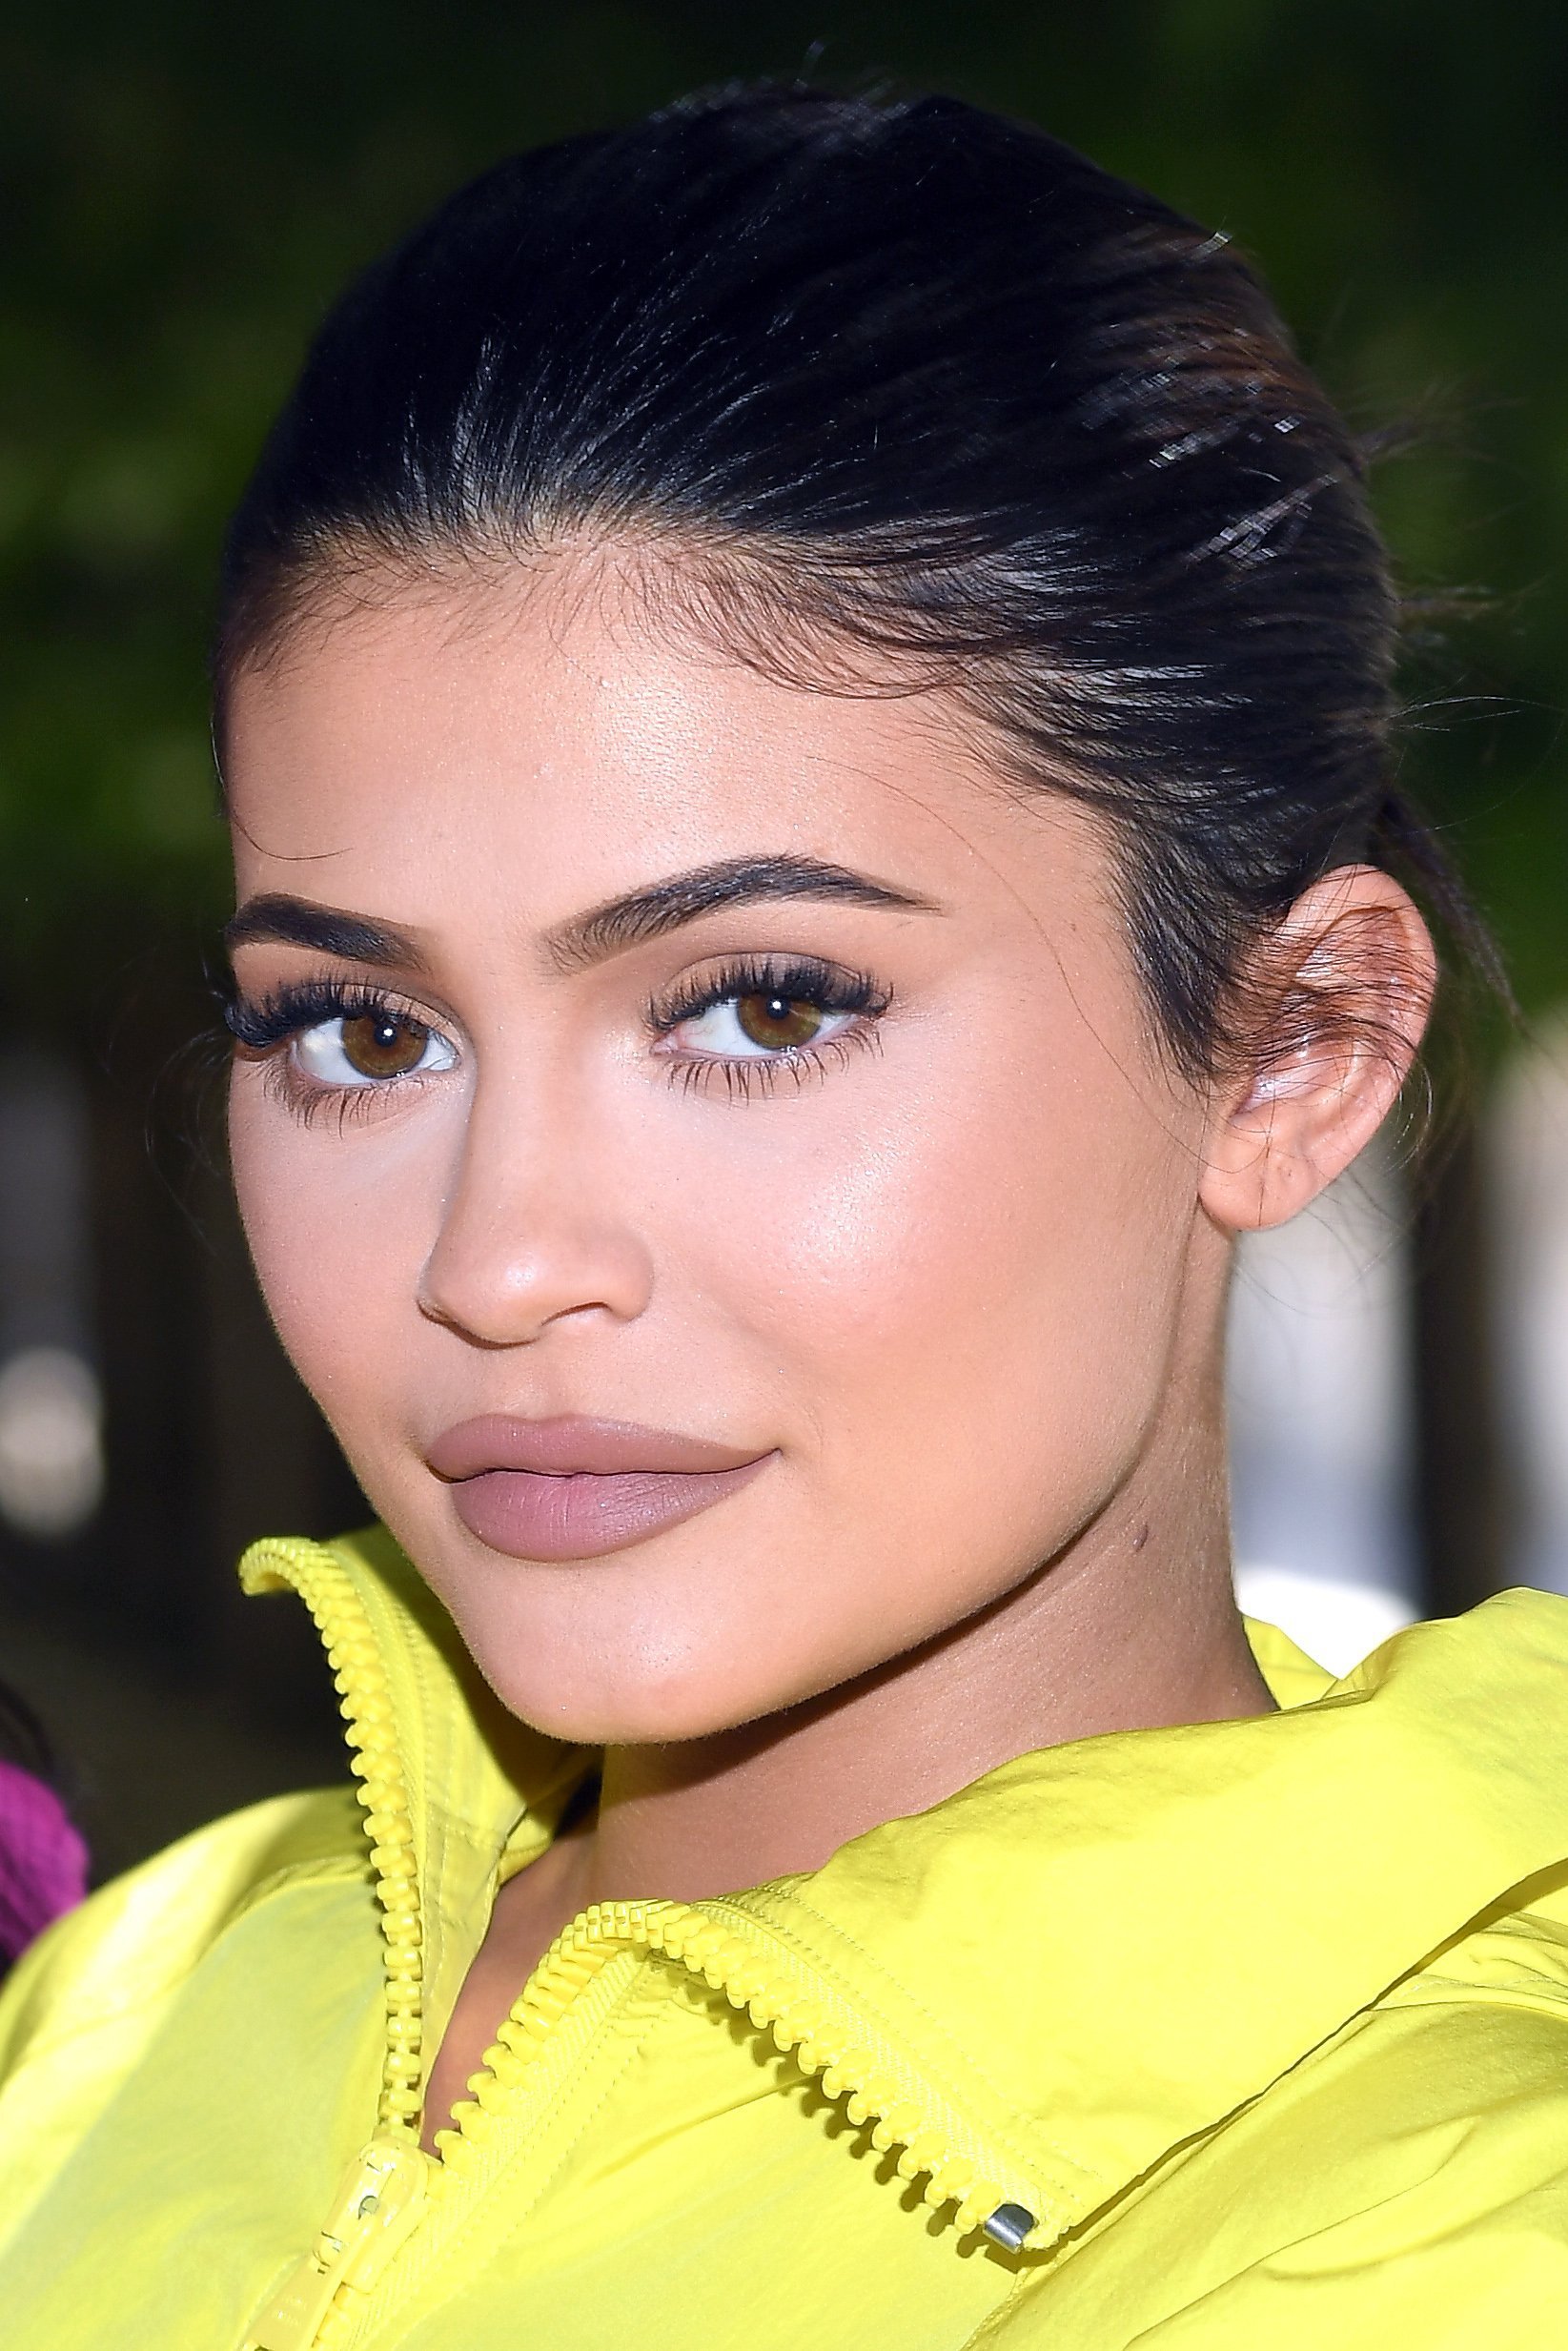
426, 1415, 772, 1563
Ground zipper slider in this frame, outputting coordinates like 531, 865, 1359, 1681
240, 2136, 433, 2351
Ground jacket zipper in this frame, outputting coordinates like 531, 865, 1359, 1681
239, 1542, 433, 2351
439, 1899, 1040, 2243
237, 1541, 1041, 2351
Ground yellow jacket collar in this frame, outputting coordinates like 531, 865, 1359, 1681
243, 1528, 1568, 2252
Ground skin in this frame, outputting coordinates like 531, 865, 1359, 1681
222, 551, 1435, 2147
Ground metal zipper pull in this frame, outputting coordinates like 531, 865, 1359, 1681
240, 2136, 433, 2351
982, 2202, 1035, 2252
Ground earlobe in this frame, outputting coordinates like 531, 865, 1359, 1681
1198, 866, 1436, 1236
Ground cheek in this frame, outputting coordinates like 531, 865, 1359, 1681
227, 1073, 442, 1424
666, 1035, 1198, 1543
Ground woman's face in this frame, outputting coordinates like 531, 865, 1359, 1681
225, 559, 1227, 1742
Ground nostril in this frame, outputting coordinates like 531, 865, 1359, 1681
416, 1235, 654, 1349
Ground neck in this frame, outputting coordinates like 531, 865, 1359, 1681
566, 1352, 1270, 1914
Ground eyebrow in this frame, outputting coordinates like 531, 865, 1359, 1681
223, 855, 940, 979
543, 854, 940, 972
223, 895, 428, 970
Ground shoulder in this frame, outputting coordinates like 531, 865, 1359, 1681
0, 1785, 379, 2270
1160, 1998, 1568, 2342
988, 1891, 1568, 2346
1173, 1894, 1568, 2337
0, 1782, 365, 2082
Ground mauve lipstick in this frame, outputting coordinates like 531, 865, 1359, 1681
426, 1414, 772, 1562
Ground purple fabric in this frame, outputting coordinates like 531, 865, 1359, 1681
0, 1756, 89, 1965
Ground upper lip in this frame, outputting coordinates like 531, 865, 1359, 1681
426, 1414, 770, 1482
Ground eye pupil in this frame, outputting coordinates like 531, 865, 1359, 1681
735, 992, 825, 1050
340, 1011, 429, 1079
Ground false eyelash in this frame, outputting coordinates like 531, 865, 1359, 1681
224, 976, 450, 1135
223, 976, 410, 1053
646, 952, 889, 1038
665, 1026, 883, 1102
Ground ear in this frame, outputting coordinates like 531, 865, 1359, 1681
1199, 865, 1437, 1234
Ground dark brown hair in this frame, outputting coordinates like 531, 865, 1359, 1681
217, 84, 1499, 1079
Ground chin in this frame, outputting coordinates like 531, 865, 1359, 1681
444, 1592, 753, 1744
479, 1655, 755, 1748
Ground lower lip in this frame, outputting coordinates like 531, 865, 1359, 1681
447, 1459, 770, 1562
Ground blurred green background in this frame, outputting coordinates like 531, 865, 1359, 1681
0, 1, 1564, 1875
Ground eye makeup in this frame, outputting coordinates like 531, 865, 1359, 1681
224, 976, 459, 1126
647, 952, 892, 1099
223, 950, 893, 1124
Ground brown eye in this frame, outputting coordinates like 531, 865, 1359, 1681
734, 993, 827, 1050
289, 1001, 457, 1093
338, 1011, 433, 1079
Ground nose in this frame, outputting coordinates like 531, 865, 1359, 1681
416, 1078, 655, 1348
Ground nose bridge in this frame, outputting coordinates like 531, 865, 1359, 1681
417, 1055, 653, 1344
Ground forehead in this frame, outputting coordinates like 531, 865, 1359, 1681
220, 556, 1082, 930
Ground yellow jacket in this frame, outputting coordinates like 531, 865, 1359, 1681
2, 1527, 1567, 2348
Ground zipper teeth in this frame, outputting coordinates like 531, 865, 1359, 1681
439, 1899, 1030, 2239
239, 1539, 424, 2142
244, 1537, 1038, 2249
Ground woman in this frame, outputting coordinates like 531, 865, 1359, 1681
0, 85, 1563, 2350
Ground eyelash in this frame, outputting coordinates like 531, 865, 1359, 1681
647, 954, 890, 1100
223, 953, 891, 1122
223, 979, 448, 1130
224, 979, 393, 1053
